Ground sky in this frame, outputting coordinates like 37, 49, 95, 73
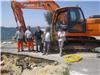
0, 0, 100, 27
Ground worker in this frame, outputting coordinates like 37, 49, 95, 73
14, 26, 24, 52
25, 26, 34, 51
43, 27, 51, 55
57, 28, 66, 56
34, 26, 43, 53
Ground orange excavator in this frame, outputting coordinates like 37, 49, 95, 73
52, 7, 100, 49
11, 0, 100, 49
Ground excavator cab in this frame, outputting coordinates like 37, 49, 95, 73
53, 7, 86, 33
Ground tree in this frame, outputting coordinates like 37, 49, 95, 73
44, 11, 53, 25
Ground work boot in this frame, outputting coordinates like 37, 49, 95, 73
42, 53, 46, 55
60, 53, 62, 57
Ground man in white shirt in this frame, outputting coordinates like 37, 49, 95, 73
58, 28, 66, 56
43, 27, 51, 55
25, 26, 34, 51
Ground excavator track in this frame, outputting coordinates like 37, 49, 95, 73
63, 36, 100, 51
51, 37, 100, 52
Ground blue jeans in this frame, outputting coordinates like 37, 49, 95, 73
58, 41, 64, 56
43, 41, 50, 54
36, 39, 43, 52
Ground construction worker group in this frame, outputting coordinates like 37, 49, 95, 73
14, 26, 66, 56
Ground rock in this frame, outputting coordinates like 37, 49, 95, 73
94, 47, 100, 58
35, 64, 69, 75
22, 64, 69, 75
27, 63, 36, 69
95, 47, 100, 52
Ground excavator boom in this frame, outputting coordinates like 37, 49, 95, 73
11, 0, 60, 31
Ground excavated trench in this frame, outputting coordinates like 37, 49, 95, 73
1, 52, 69, 75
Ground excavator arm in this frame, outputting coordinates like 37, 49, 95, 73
11, 1, 26, 31
11, 0, 60, 31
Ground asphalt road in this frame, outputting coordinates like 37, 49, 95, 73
69, 58, 100, 75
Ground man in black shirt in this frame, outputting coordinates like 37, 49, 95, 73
34, 26, 43, 52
